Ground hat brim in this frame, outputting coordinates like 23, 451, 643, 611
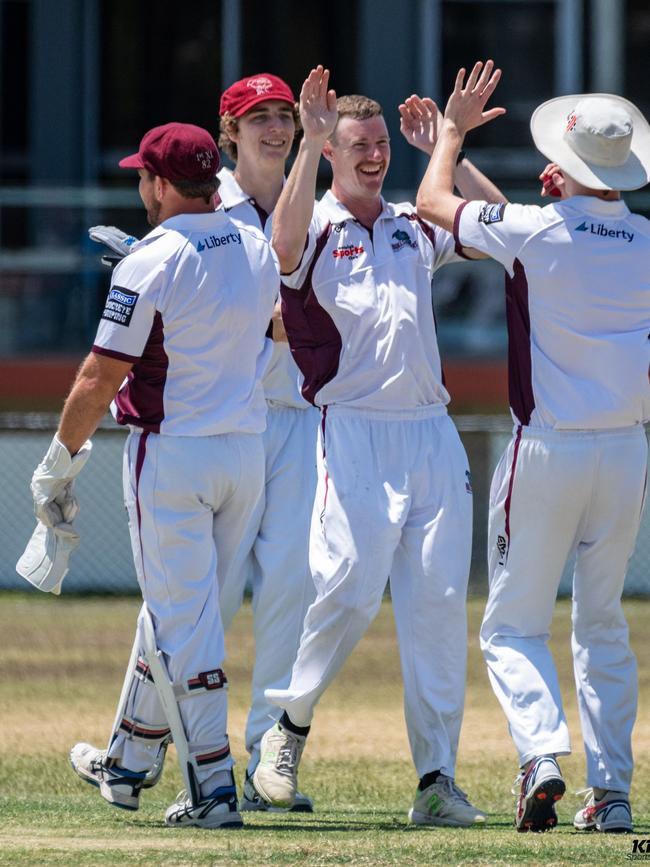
118, 152, 145, 169
230, 93, 295, 118
530, 94, 650, 191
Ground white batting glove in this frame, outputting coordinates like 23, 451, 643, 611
88, 225, 138, 268
30, 435, 92, 529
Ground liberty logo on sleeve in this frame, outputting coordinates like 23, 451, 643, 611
478, 203, 506, 225
101, 286, 139, 327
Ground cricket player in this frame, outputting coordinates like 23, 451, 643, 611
416, 60, 650, 832
31, 122, 278, 828
84, 75, 320, 813
251, 65, 506, 827
215, 72, 320, 812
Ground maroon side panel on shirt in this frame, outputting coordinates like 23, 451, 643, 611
113, 312, 169, 432
506, 259, 535, 425
280, 224, 342, 406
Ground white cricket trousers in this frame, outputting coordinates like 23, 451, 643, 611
266, 405, 473, 779
219, 403, 319, 774
107, 429, 265, 793
481, 424, 648, 791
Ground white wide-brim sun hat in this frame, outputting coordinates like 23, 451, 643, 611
530, 93, 650, 191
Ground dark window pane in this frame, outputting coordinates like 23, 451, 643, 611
100, 0, 221, 173
442, 0, 556, 148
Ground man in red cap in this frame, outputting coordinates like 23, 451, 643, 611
30, 121, 280, 828
83, 77, 319, 813
215, 73, 320, 814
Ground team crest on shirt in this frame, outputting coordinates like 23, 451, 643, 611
101, 286, 139, 327
478, 203, 506, 224
391, 229, 417, 251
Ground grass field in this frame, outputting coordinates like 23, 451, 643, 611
1, 592, 649, 866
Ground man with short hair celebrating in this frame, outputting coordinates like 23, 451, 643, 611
252, 65, 505, 827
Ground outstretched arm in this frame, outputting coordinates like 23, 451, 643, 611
399, 94, 506, 204
416, 60, 506, 233
271, 66, 338, 274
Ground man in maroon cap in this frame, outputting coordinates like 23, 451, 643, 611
29, 121, 280, 828
215, 73, 320, 814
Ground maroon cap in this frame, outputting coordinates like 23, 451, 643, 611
219, 73, 295, 118
119, 122, 219, 182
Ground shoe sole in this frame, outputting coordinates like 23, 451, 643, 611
165, 815, 244, 829
408, 808, 486, 828
517, 777, 566, 832
241, 800, 314, 814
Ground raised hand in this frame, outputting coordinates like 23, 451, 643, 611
443, 60, 506, 137
299, 65, 338, 143
399, 95, 443, 155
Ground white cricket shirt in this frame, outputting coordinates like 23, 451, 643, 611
281, 190, 466, 410
455, 195, 650, 429
92, 210, 278, 435
217, 168, 307, 410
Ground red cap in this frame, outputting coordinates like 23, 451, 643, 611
219, 73, 295, 118
119, 123, 219, 182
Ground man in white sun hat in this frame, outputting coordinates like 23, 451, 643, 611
416, 63, 650, 834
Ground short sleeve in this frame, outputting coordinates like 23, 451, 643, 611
92, 251, 165, 362
280, 208, 330, 290
454, 200, 543, 275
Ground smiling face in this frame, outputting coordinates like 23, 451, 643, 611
230, 99, 296, 167
325, 115, 391, 204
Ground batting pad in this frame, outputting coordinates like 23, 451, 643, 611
16, 521, 80, 595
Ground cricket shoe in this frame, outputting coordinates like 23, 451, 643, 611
165, 785, 243, 829
70, 742, 146, 811
408, 775, 487, 827
514, 755, 565, 832
573, 789, 633, 833
252, 722, 307, 808
240, 771, 314, 813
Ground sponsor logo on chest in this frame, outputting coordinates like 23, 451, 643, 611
332, 243, 365, 260
574, 221, 634, 243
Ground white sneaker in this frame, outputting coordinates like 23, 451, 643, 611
164, 786, 243, 829
252, 722, 307, 808
408, 775, 487, 827
239, 772, 314, 813
514, 755, 565, 832
70, 742, 146, 811
574, 789, 633, 833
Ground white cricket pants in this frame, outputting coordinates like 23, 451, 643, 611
107, 429, 265, 792
219, 403, 319, 774
266, 405, 473, 779
481, 425, 647, 791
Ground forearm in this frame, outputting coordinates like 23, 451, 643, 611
455, 158, 507, 204
272, 138, 323, 273
416, 120, 465, 232
57, 355, 120, 454
271, 301, 288, 342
